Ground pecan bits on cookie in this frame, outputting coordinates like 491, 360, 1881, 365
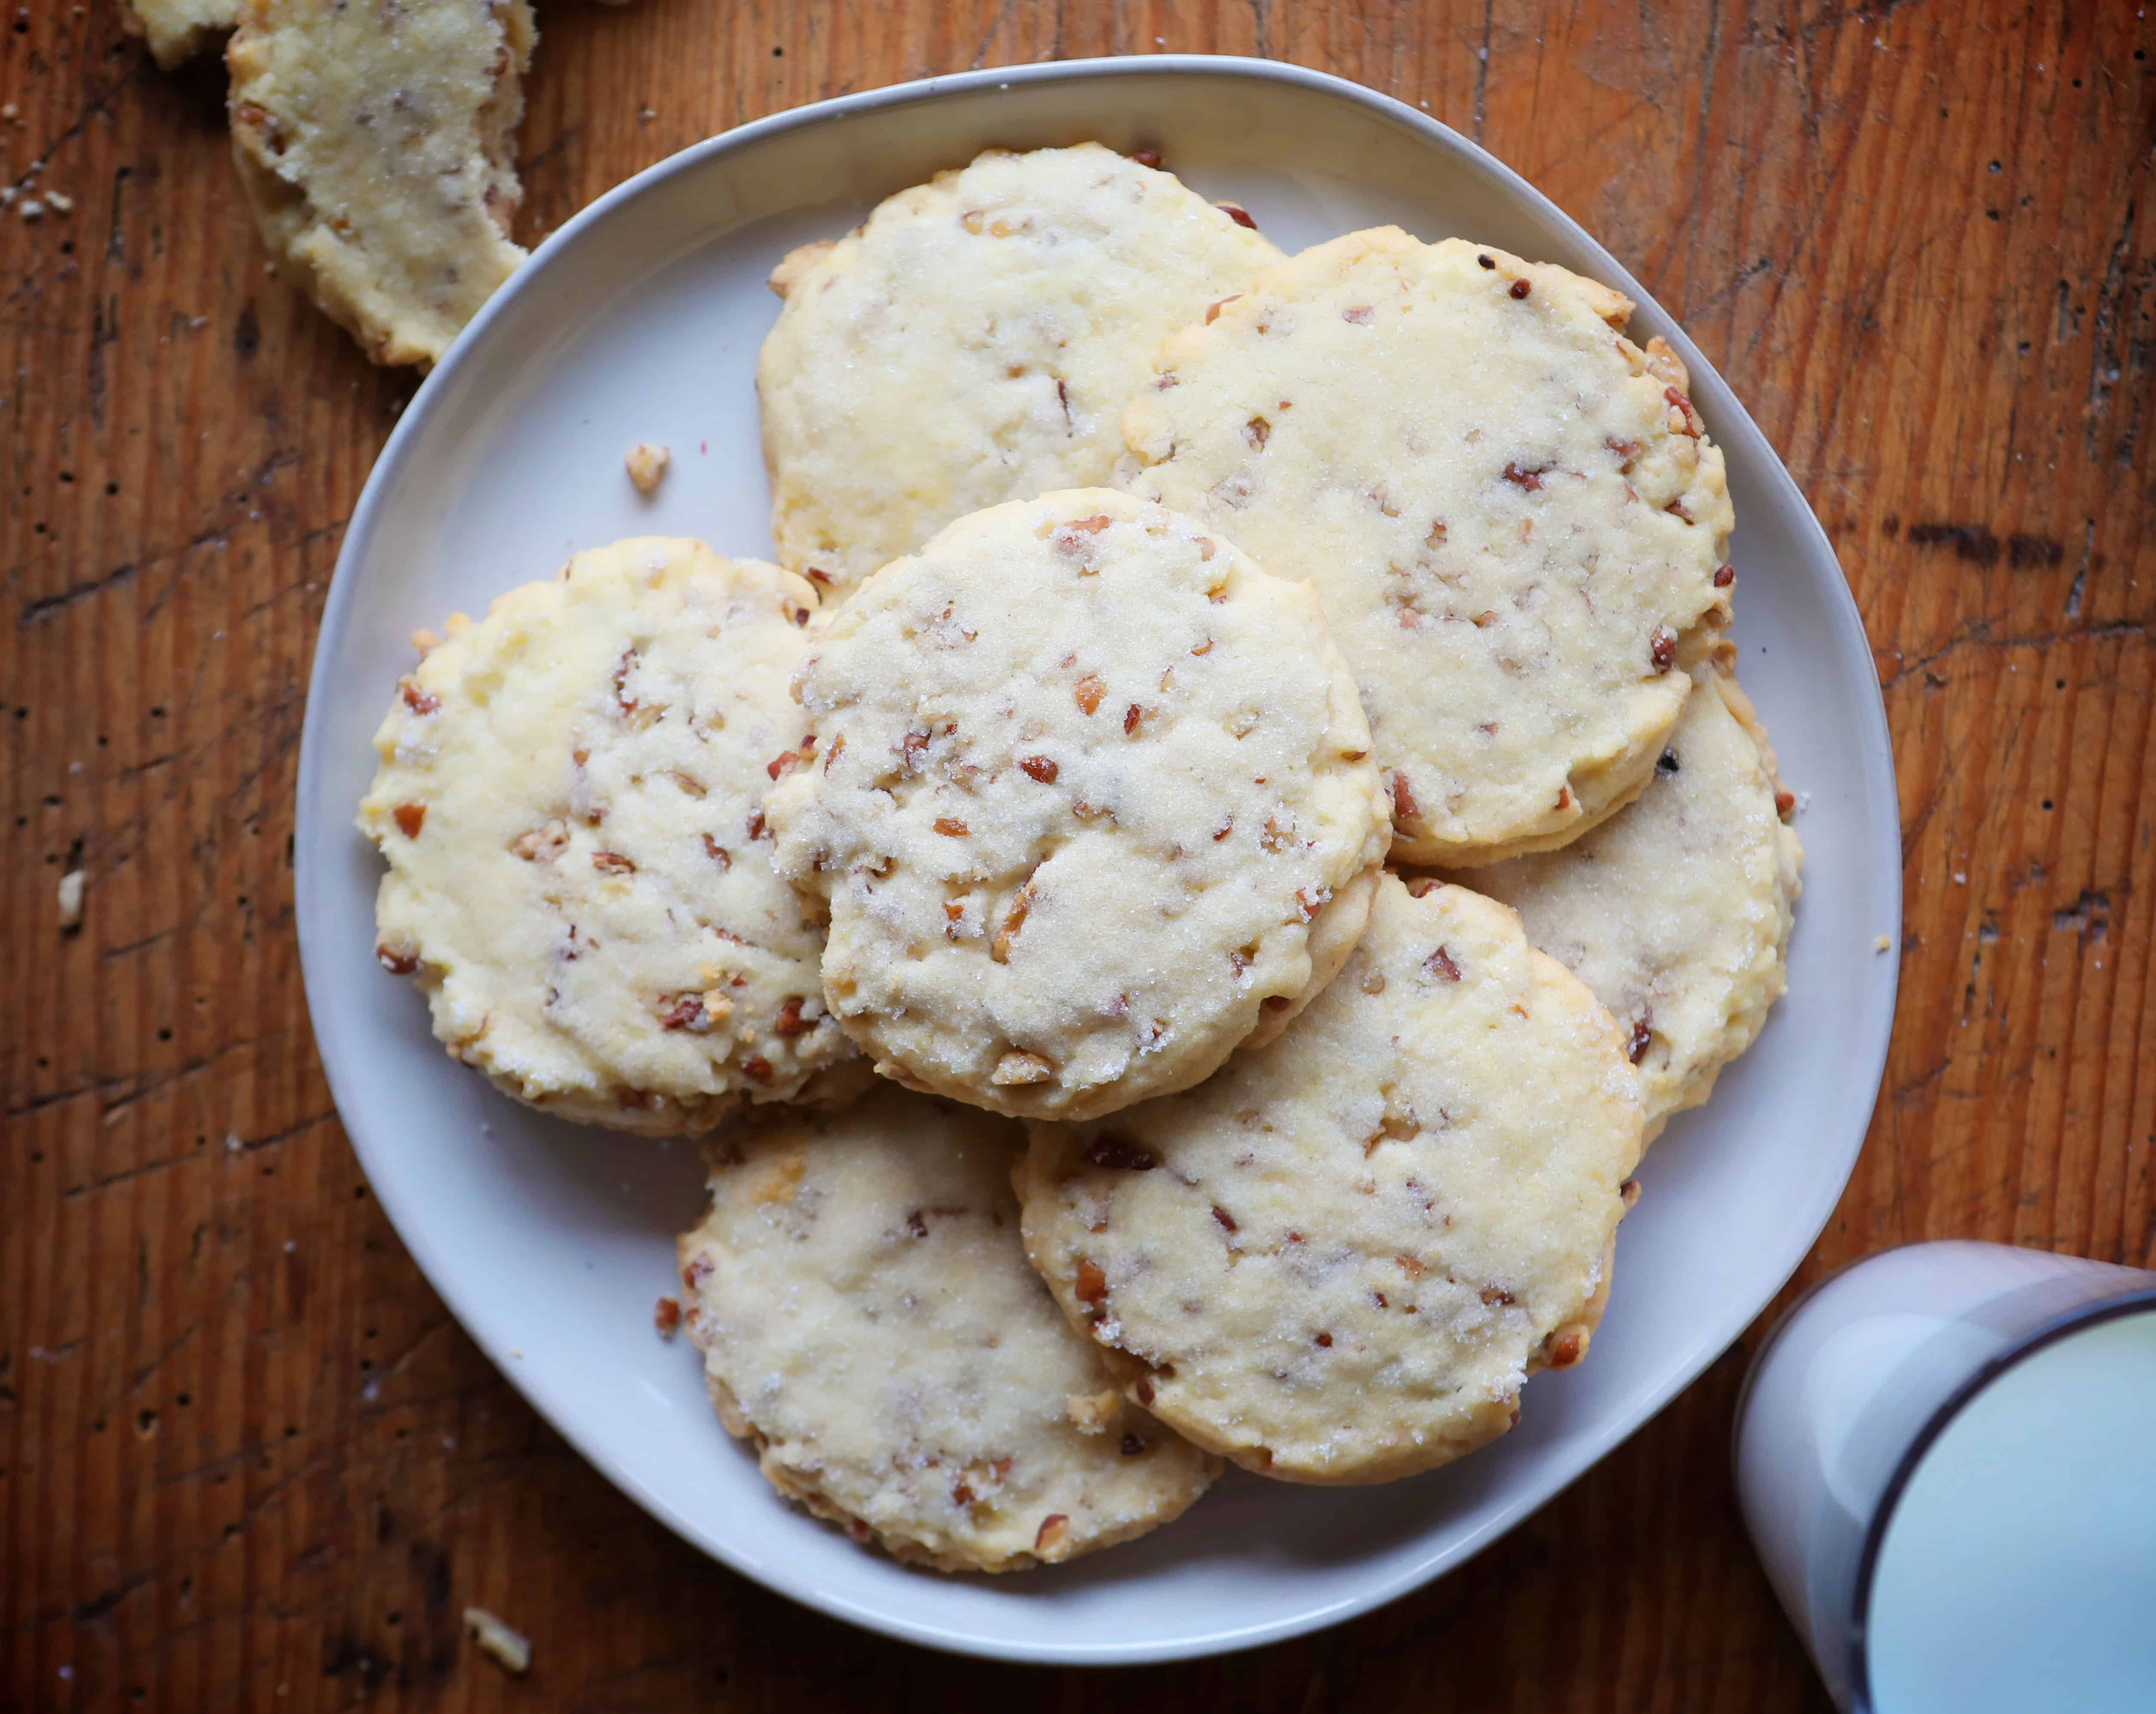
1017, 874, 1644, 1483
1123, 227, 1735, 867
766, 488, 1390, 1122
1457, 654, 1802, 1143
758, 143, 1280, 594
676, 1088, 1217, 1572
358, 537, 866, 1133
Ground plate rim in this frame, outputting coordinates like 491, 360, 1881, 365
294, 52, 1901, 1665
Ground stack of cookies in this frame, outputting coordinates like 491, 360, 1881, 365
359, 143, 1803, 1576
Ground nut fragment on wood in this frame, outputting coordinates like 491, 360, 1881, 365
625, 442, 671, 494
463, 1607, 531, 1674
57, 868, 86, 931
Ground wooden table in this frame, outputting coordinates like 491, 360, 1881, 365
5, 2, 2151, 1707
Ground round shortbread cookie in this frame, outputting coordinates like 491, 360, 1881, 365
359, 537, 866, 1134
758, 142, 1280, 594
1453, 658, 1802, 1143
1016, 874, 1644, 1485
766, 488, 1392, 1122
675, 1087, 1219, 1573
1122, 227, 1736, 868
228, 0, 534, 368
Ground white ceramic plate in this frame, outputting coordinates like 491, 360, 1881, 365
294, 57, 1899, 1664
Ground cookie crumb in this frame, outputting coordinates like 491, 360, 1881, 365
57, 868, 86, 931
462, 1608, 530, 1675
1874, 934, 1892, 954
43, 191, 72, 216
18, 198, 45, 223
625, 441, 670, 494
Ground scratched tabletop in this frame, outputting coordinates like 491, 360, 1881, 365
4, 3, 2152, 1709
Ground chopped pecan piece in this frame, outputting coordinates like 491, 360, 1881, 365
658, 994, 706, 1031
1390, 771, 1420, 823
393, 803, 426, 839
510, 820, 569, 862
992, 1049, 1053, 1085
592, 851, 636, 875
991, 883, 1034, 963
1019, 755, 1058, 783
1083, 1135, 1157, 1171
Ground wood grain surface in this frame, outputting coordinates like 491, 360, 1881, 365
4, 2, 2152, 1708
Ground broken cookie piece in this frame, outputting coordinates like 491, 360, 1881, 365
123, 0, 239, 69
227, 0, 537, 368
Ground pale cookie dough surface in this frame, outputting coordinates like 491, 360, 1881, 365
767, 489, 1391, 1122
1017, 875, 1644, 1484
758, 143, 1280, 594
676, 1088, 1219, 1573
228, 0, 535, 368
1122, 227, 1735, 867
124, 0, 237, 67
359, 538, 864, 1134
1455, 660, 1802, 1142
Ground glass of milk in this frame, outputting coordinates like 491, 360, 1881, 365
1733, 1240, 2156, 1713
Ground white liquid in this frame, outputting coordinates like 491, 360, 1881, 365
1865, 1307, 2156, 1714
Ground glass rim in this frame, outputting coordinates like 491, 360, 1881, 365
1844, 1284, 2156, 1713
